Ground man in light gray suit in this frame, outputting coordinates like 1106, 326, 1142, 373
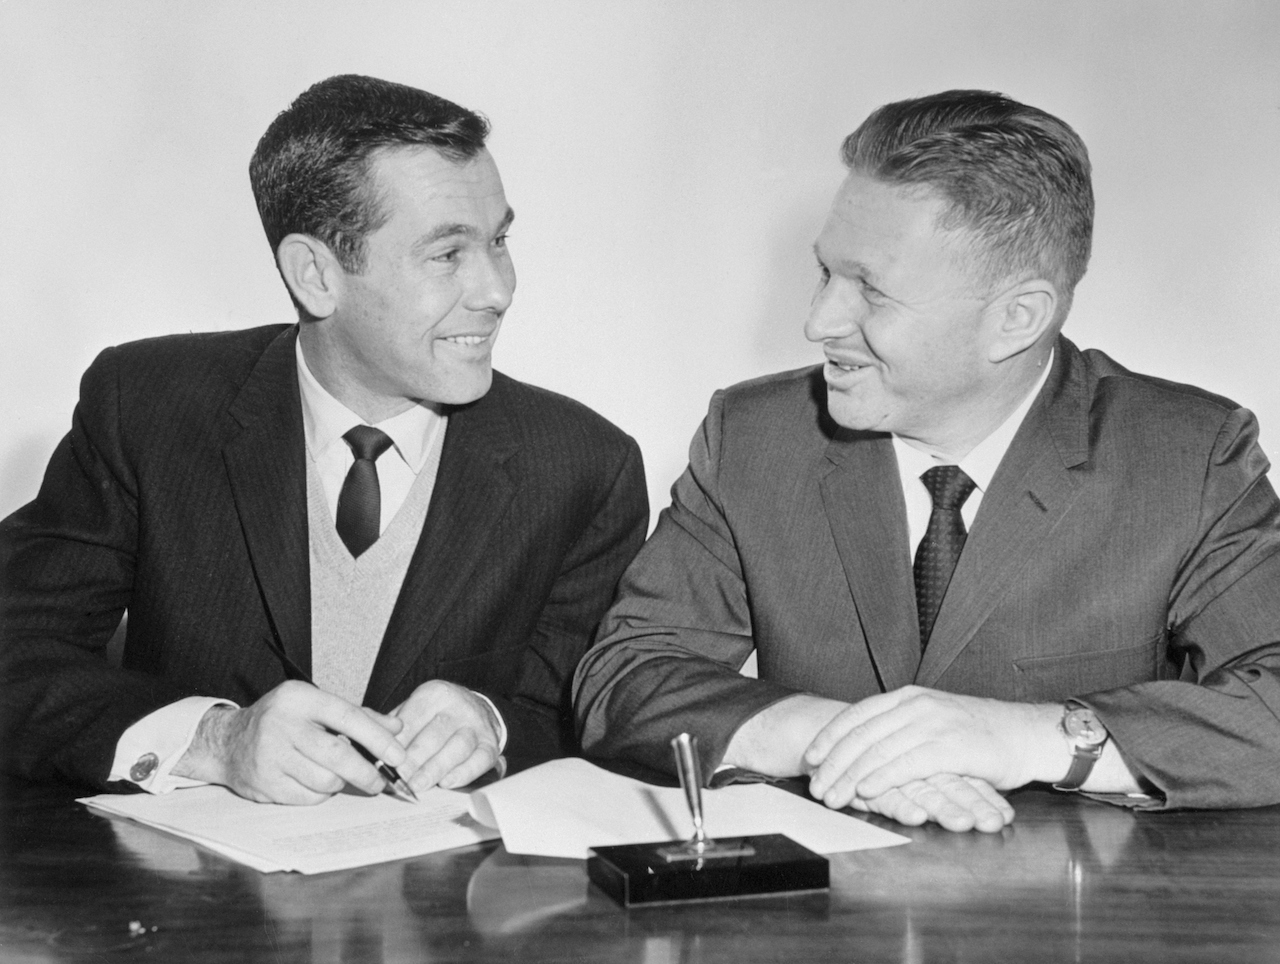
574, 90, 1280, 831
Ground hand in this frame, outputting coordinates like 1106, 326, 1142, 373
803, 685, 1061, 809
174, 680, 407, 805
722, 693, 851, 777
391, 680, 502, 792
850, 773, 1014, 833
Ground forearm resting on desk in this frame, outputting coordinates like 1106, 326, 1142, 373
726, 689, 1142, 832
802, 688, 1143, 802
723, 693, 847, 777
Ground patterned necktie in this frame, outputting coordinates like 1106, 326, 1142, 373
913, 465, 977, 650
335, 426, 393, 558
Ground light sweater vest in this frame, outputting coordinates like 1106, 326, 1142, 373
306, 432, 444, 704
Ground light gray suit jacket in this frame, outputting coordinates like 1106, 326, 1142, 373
575, 336, 1280, 809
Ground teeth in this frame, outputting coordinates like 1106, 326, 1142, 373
446, 335, 487, 346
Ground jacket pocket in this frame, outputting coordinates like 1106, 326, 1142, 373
1012, 637, 1161, 701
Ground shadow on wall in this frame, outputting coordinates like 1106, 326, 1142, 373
0, 432, 59, 519
749, 197, 829, 378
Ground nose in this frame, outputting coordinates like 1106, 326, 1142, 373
804, 278, 862, 343
465, 248, 516, 315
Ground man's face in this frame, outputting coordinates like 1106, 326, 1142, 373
322, 146, 516, 416
806, 172, 997, 449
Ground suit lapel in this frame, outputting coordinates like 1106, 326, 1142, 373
821, 432, 922, 691
917, 339, 1091, 685
363, 385, 520, 708
221, 326, 312, 676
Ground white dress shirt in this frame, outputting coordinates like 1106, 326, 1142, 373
894, 350, 1054, 554
295, 338, 446, 533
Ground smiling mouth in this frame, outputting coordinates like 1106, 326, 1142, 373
829, 359, 869, 372
443, 334, 490, 347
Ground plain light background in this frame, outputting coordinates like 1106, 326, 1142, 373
2, 1, 1277, 524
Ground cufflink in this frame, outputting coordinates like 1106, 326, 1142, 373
129, 752, 160, 783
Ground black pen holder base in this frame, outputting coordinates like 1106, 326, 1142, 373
587, 834, 828, 907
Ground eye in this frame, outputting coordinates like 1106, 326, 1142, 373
431, 248, 460, 264
493, 233, 510, 249
858, 278, 885, 301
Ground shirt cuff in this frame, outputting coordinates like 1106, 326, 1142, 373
471, 691, 508, 753
108, 696, 238, 793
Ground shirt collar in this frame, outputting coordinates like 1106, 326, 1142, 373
892, 347, 1055, 492
295, 337, 443, 472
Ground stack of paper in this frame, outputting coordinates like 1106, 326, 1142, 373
470, 758, 910, 858
81, 785, 499, 874
81, 758, 908, 875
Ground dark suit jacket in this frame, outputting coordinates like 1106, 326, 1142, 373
1, 325, 648, 788
575, 337, 1280, 809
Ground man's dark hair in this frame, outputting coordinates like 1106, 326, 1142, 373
842, 90, 1093, 318
250, 74, 489, 274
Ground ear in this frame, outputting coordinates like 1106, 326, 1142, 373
983, 278, 1059, 363
276, 233, 343, 319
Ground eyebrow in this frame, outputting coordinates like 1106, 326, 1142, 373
413, 206, 516, 252
812, 242, 883, 287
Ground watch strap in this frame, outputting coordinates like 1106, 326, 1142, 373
1054, 702, 1109, 792
1053, 741, 1104, 791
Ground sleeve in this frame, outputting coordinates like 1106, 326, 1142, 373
1083, 406, 1280, 809
0, 347, 194, 787
473, 435, 650, 760
108, 696, 237, 793
469, 691, 507, 752
574, 391, 800, 778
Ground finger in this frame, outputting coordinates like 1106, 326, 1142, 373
910, 775, 1011, 833
899, 777, 983, 832
358, 705, 404, 735
398, 711, 455, 777
226, 739, 343, 805
811, 719, 939, 808
960, 776, 1016, 830
803, 688, 915, 769
407, 727, 480, 793
292, 727, 387, 797
849, 736, 968, 803
853, 785, 930, 826
278, 748, 352, 799
390, 678, 454, 725
310, 695, 408, 769
437, 741, 500, 790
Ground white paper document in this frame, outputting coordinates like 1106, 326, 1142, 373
81, 785, 500, 874
470, 757, 910, 858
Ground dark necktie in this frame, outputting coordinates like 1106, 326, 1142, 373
913, 465, 977, 650
335, 426, 393, 558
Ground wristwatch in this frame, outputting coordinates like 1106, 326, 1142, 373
1053, 701, 1109, 791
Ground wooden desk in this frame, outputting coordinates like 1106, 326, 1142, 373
3, 777, 1279, 963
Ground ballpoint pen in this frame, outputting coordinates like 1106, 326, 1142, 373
262, 632, 418, 803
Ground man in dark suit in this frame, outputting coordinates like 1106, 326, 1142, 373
1, 75, 647, 804
575, 90, 1280, 831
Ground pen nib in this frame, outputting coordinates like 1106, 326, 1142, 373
377, 764, 419, 803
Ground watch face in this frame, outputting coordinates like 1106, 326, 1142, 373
1064, 707, 1108, 746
